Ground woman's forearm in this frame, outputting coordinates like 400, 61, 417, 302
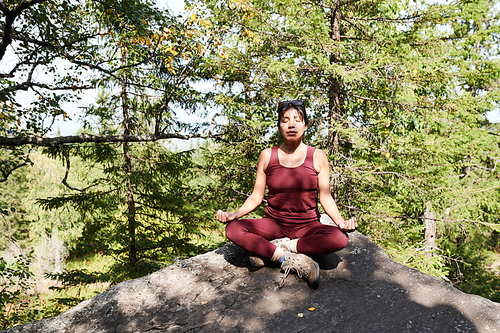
319, 193, 345, 226
233, 193, 263, 219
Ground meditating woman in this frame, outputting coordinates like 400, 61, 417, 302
216, 100, 358, 287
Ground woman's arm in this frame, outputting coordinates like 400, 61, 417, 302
216, 148, 271, 223
315, 149, 358, 231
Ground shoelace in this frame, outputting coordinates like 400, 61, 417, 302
278, 256, 310, 288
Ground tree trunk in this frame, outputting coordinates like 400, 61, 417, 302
424, 210, 436, 255
121, 51, 137, 267
327, 0, 342, 201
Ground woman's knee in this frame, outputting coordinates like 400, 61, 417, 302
225, 222, 236, 241
326, 230, 349, 252
339, 232, 349, 249
225, 220, 245, 241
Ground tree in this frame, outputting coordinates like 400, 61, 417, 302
0, 0, 217, 146
202, 0, 500, 289
1, 0, 219, 267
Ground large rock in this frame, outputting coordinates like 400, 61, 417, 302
4, 231, 500, 333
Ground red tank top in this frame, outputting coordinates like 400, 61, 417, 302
264, 146, 320, 223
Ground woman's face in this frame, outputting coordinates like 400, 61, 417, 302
279, 108, 308, 142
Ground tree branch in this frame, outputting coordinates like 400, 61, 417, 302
59, 145, 86, 193
343, 14, 422, 23
0, 0, 47, 61
347, 93, 433, 109
0, 161, 30, 182
0, 131, 221, 147
338, 204, 499, 228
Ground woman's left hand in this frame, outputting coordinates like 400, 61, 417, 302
339, 216, 358, 231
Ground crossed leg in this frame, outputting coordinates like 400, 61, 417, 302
225, 218, 348, 259
225, 217, 286, 259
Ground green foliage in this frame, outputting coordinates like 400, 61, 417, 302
203, 0, 500, 299
199, 136, 268, 218
1, 0, 98, 137
0, 150, 84, 248
38, 141, 218, 265
0, 254, 33, 330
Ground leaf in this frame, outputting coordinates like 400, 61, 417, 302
200, 19, 211, 28
244, 28, 254, 38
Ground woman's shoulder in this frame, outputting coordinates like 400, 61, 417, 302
260, 147, 275, 161
312, 147, 328, 173
258, 148, 273, 171
312, 147, 327, 157
260, 147, 273, 157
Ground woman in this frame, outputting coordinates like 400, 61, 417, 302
216, 100, 358, 287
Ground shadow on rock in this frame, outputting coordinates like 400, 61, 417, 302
310, 252, 342, 270
216, 242, 340, 271
215, 242, 250, 268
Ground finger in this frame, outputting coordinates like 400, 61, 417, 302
217, 210, 225, 222
345, 219, 351, 230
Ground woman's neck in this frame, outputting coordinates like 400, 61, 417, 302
279, 141, 305, 154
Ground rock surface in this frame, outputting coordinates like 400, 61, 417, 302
4, 231, 500, 333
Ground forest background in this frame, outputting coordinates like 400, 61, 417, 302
1, 0, 500, 329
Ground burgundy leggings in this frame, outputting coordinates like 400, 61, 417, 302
225, 217, 349, 259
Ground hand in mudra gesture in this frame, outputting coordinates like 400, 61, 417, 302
216, 210, 238, 224
338, 216, 358, 231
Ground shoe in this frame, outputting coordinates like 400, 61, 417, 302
271, 237, 291, 248
249, 256, 267, 268
249, 237, 291, 268
278, 252, 320, 288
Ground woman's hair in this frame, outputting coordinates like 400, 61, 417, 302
277, 100, 309, 126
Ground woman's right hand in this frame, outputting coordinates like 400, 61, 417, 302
337, 216, 358, 231
216, 210, 238, 223
338, 216, 358, 231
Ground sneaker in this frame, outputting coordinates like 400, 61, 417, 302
249, 256, 267, 268
278, 252, 320, 288
271, 237, 291, 248
249, 237, 291, 268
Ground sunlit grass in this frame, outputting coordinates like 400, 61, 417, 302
65, 251, 115, 271
34, 253, 115, 318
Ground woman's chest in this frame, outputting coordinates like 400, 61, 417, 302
266, 166, 318, 192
